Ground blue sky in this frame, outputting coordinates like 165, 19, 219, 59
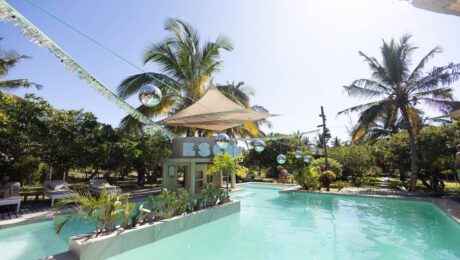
2, 0, 460, 140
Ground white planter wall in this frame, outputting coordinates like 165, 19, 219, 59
69, 200, 240, 260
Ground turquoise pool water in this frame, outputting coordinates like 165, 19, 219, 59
111, 184, 460, 259
1, 183, 460, 259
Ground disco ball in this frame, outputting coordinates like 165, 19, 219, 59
304, 155, 311, 163
253, 139, 265, 153
295, 150, 302, 159
138, 84, 162, 107
216, 133, 230, 149
277, 154, 287, 164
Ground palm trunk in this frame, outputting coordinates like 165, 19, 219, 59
400, 106, 418, 191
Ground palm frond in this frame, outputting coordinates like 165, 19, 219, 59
0, 79, 42, 90
407, 46, 442, 83
338, 100, 387, 115
416, 63, 460, 91
343, 83, 384, 98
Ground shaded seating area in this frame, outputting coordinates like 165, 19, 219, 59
0, 182, 21, 212
89, 179, 122, 194
44, 180, 77, 207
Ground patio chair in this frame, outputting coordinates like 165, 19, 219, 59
89, 179, 122, 194
0, 182, 21, 212
44, 180, 77, 207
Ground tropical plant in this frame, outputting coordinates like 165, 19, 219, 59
130, 204, 150, 227
0, 38, 41, 93
334, 180, 346, 191
116, 18, 233, 134
328, 145, 375, 186
294, 166, 319, 191
310, 157, 343, 178
153, 189, 179, 219
318, 170, 336, 191
339, 34, 460, 191
208, 153, 248, 190
54, 189, 126, 237
199, 186, 228, 207
218, 190, 230, 205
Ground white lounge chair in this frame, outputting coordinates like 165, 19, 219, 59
0, 182, 21, 212
89, 179, 122, 194
44, 180, 76, 207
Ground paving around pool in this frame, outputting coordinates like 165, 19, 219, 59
1, 183, 460, 259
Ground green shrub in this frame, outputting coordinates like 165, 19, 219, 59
294, 167, 319, 191
310, 158, 343, 178
329, 145, 375, 186
199, 186, 222, 207
334, 180, 346, 191
318, 170, 336, 191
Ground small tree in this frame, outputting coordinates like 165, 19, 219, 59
318, 170, 336, 191
294, 166, 319, 191
208, 153, 247, 190
329, 145, 374, 186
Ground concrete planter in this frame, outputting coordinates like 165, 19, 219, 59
69, 200, 240, 260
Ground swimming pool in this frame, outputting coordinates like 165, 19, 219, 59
111, 183, 460, 259
1, 183, 460, 259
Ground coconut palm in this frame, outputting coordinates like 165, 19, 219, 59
339, 34, 460, 191
0, 38, 41, 94
117, 18, 233, 135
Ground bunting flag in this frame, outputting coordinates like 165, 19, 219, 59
0, 0, 176, 139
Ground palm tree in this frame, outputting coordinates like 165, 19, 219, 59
117, 18, 233, 135
339, 34, 460, 191
0, 38, 41, 94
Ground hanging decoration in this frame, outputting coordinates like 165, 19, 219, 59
253, 139, 266, 153
0, 0, 176, 139
215, 133, 230, 150
138, 84, 162, 107
295, 150, 302, 159
277, 154, 287, 164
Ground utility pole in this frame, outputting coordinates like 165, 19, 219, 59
318, 106, 330, 168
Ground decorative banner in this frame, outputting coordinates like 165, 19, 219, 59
0, 0, 176, 139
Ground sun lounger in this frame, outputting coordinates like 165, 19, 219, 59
89, 179, 122, 194
0, 182, 21, 212
44, 180, 76, 207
